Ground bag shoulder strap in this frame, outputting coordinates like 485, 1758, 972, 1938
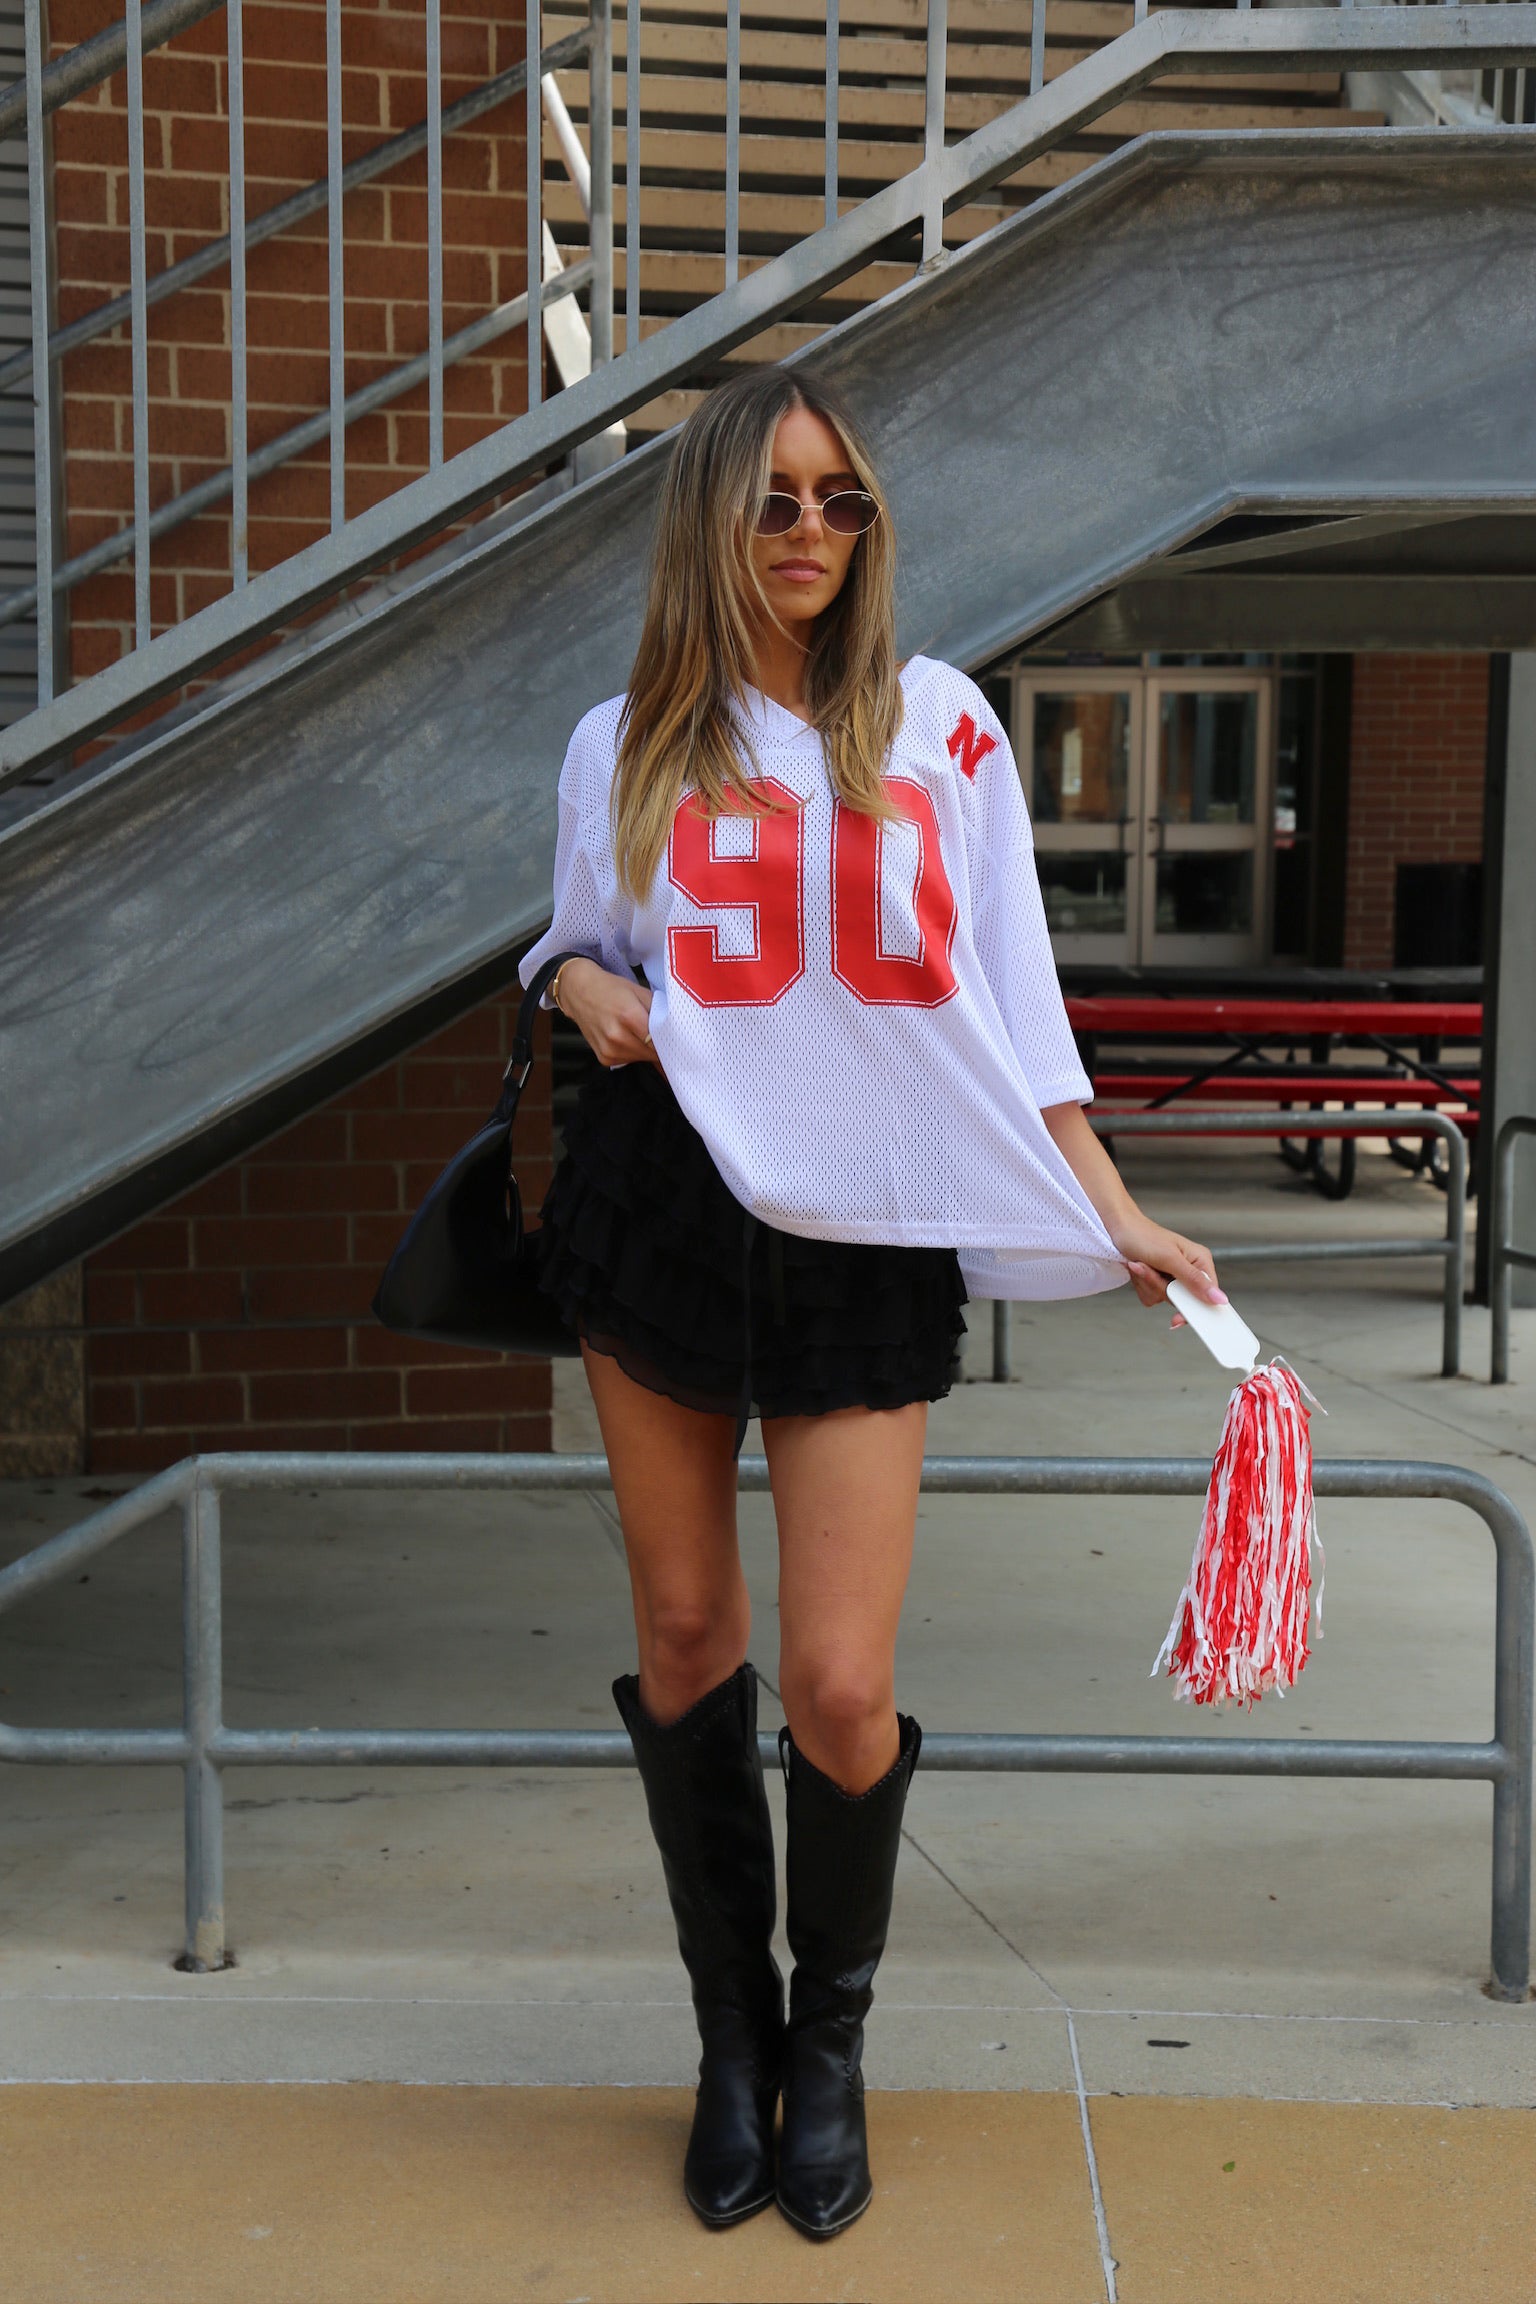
491, 950, 588, 1126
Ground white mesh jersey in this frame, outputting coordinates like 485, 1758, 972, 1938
522, 655, 1127, 1301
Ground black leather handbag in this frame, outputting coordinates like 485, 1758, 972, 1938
370, 951, 585, 1355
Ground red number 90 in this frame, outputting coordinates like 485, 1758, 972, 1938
667, 776, 958, 1010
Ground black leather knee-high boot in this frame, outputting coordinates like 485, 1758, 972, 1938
776, 1714, 922, 2241
612, 1663, 785, 2228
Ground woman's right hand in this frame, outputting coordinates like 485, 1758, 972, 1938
554, 958, 659, 1068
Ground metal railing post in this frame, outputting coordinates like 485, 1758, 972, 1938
825, 0, 840, 228
1492, 1115, 1536, 1384
22, 0, 55, 707
1489, 1466, 1534, 1998
624, 0, 640, 356
181, 1475, 226, 1971
527, 0, 543, 408
1443, 1115, 1467, 1378
724, 0, 740, 289
588, 0, 614, 366
1493, 1121, 1513, 1385
425, 0, 444, 469
125, 0, 152, 649
227, 0, 249, 583
992, 1298, 1012, 1382
922, 0, 948, 264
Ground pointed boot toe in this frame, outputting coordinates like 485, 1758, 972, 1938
684, 2131, 777, 2226
776, 2027, 873, 2238
683, 2034, 782, 2226
685, 2156, 777, 2229
775, 2149, 873, 2240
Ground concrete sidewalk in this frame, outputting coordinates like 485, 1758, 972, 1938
2, 1137, 1533, 2299
3, 2083, 1533, 2303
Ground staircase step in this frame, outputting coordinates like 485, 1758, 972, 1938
551, 9, 1076, 83
546, 107, 1376, 215
596, 247, 921, 308
543, 174, 1078, 249
553, 67, 1361, 139
598, 0, 1143, 37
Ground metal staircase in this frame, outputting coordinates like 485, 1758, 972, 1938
542, 0, 1389, 440
2, 3, 1536, 1301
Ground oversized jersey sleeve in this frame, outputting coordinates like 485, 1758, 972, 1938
519, 704, 636, 993
955, 685, 1093, 1110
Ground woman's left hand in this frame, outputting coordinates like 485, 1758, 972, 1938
1035, 1102, 1223, 1330
1108, 1213, 1224, 1327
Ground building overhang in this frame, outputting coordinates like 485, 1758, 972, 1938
1035, 512, 1536, 653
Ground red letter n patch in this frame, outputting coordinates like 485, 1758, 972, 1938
947, 711, 997, 781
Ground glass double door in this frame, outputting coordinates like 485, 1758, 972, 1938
1019, 671, 1273, 967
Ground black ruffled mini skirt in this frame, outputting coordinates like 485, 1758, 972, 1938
535, 1061, 967, 1422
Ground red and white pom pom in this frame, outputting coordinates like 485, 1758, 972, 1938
1153, 1359, 1324, 1709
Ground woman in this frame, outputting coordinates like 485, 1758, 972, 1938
521, 366, 1222, 2242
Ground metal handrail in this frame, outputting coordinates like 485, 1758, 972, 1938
8, 4, 1536, 775
0, 1449, 1528, 1999
0, 261, 597, 632
0, 24, 597, 397
0, 0, 226, 139
0, 43, 604, 633
6, 0, 615, 717
1385, 0, 1536, 122
981, 1105, 1466, 1382
1089, 1108, 1468, 1377
1491, 1114, 1536, 1382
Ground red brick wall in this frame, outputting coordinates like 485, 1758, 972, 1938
46, 5, 553, 1466
83, 989, 554, 1473
1343, 653, 1489, 970
49, 0, 529, 688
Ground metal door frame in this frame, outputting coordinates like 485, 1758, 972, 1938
1013, 665, 1275, 966
1014, 667, 1147, 965
1142, 669, 1275, 967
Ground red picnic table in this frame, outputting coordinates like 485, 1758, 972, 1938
1065, 996, 1481, 1041
1063, 996, 1483, 1198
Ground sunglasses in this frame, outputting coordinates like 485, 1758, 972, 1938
754, 489, 881, 538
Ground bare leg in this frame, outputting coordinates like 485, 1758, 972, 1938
587, 1344, 784, 2229
764, 1400, 927, 1793
582, 1343, 749, 1723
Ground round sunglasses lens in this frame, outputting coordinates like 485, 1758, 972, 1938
822, 491, 879, 535
756, 494, 802, 536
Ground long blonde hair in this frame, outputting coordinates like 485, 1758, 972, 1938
612, 366, 901, 899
